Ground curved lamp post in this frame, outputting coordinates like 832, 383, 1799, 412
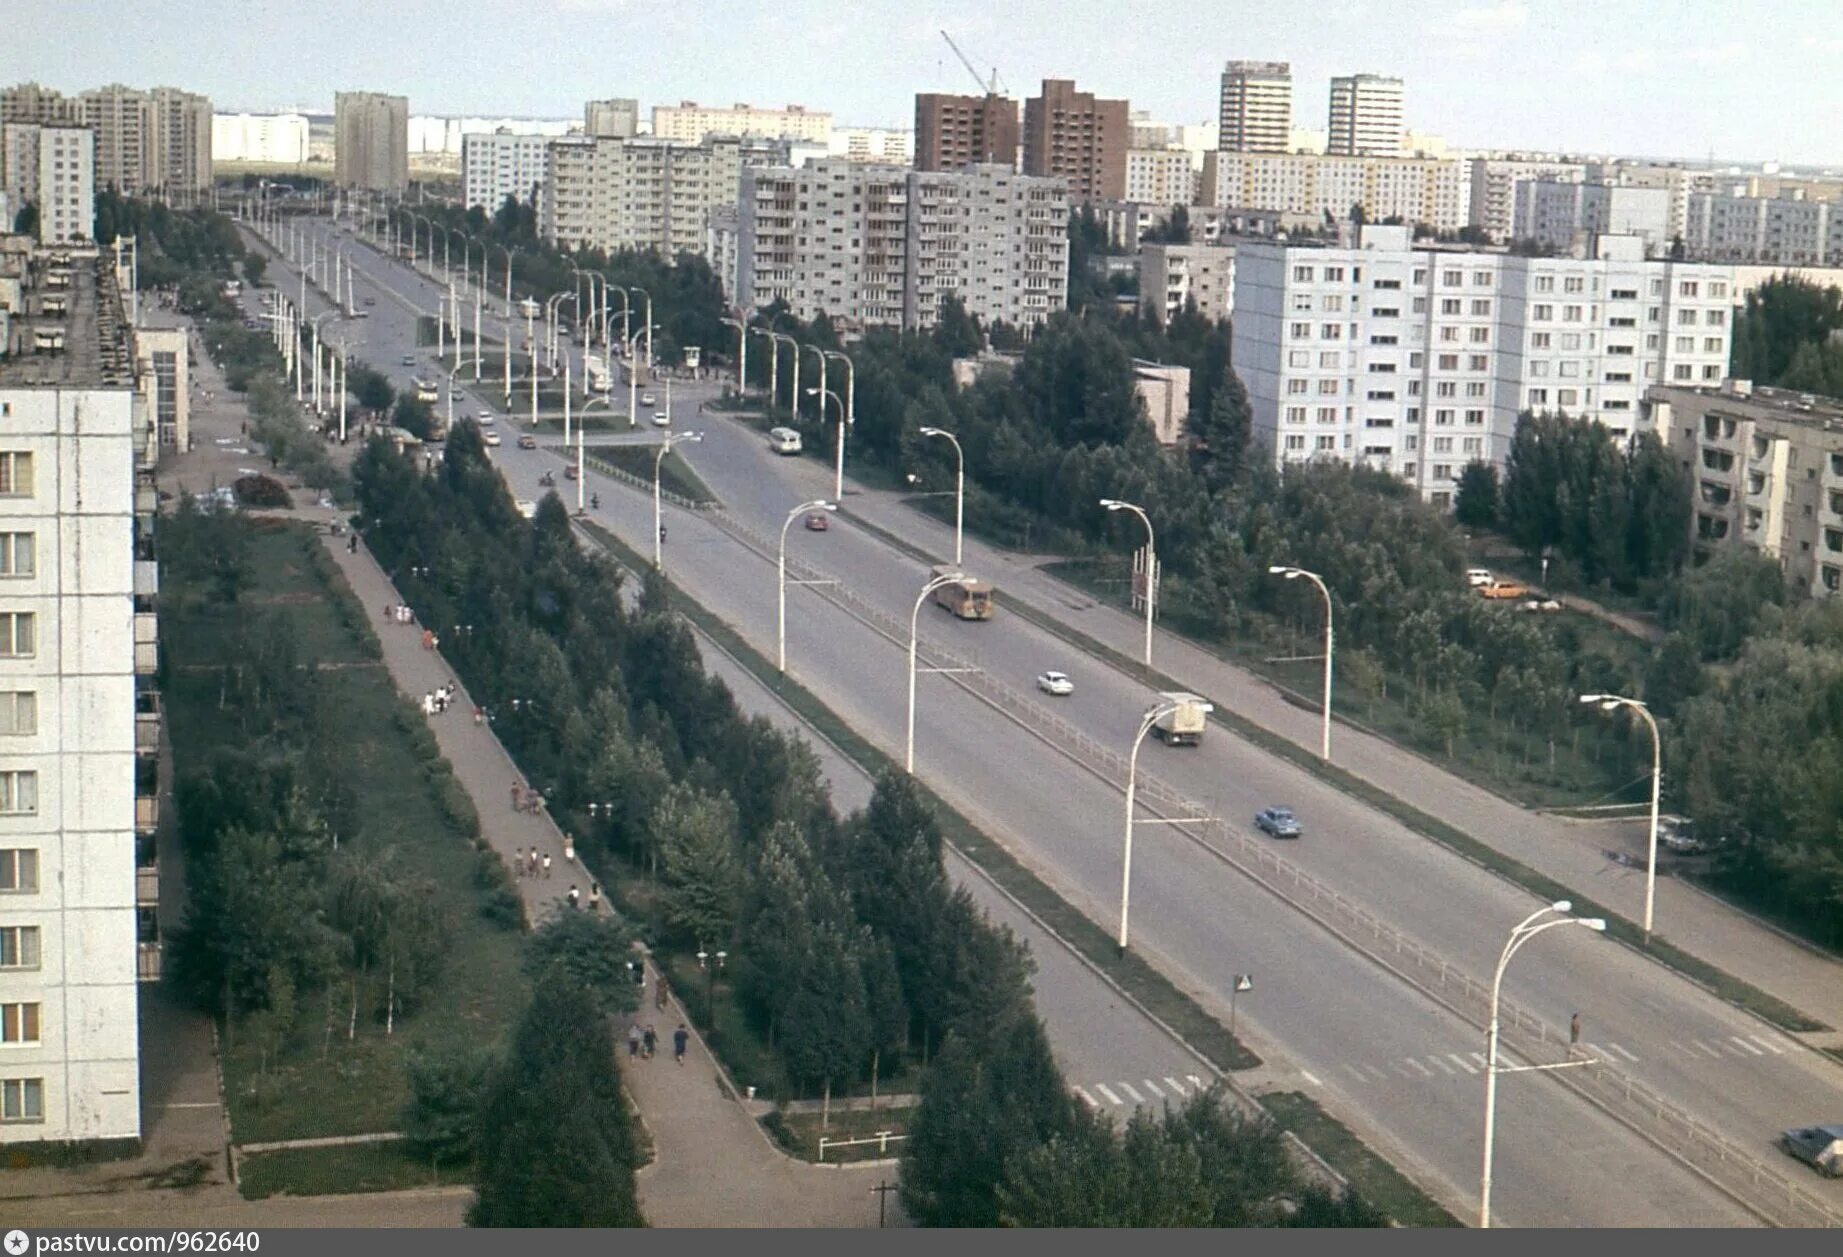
1101, 499, 1156, 667
653, 431, 702, 569
1580, 693, 1662, 940
907, 572, 966, 773
778, 500, 836, 673
1270, 565, 1335, 762
918, 426, 965, 566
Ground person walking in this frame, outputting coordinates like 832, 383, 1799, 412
642, 1024, 657, 1060
627, 1024, 641, 1059
587, 882, 601, 911
510, 782, 523, 812
567, 884, 581, 910
541, 851, 552, 879
655, 978, 669, 1011
527, 846, 539, 878
673, 1023, 689, 1066
347, 533, 359, 555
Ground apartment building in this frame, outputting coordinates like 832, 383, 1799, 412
914, 93, 1019, 172
333, 91, 408, 192
1092, 200, 1292, 250
0, 237, 157, 1144
1234, 225, 1733, 505
584, 98, 639, 139
828, 127, 914, 165
1585, 161, 1721, 242
2, 83, 211, 196
1124, 149, 1197, 207
540, 135, 742, 257
460, 129, 550, 212
651, 101, 831, 145
1327, 75, 1403, 157
1467, 157, 1586, 241
1022, 79, 1128, 202
1684, 192, 1843, 266
1647, 381, 1843, 599
1512, 181, 1672, 256
1, 126, 95, 243
210, 113, 310, 165
1217, 61, 1292, 154
734, 160, 1067, 333
1200, 150, 1469, 231
1139, 243, 1235, 326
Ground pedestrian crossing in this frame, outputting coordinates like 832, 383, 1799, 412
1073, 1074, 1209, 1110
1675, 1033, 1785, 1061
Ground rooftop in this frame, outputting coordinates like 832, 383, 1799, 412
0, 239, 136, 390
1649, 380, 1843, 431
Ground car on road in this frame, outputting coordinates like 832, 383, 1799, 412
641, 393, 656, 405
1518, 597, 1562, 613
476, 412, 496, 426
1255, 806, 1302, 839
362, 296, 376, 306
1479, 579, 1528, 600
565, 464, 579, 480
1466, 568, 1494, 587
1036, 670, 1074, 696
517, 434, 537, 450
1781, 1125, 1843, 1177
804, 512, 830, 532
653, 411, 670, 427
354, 309, 370, 318
481, 431, 502, 447
400, 354, 416, 366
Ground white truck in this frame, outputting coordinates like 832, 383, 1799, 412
1151, 692, 1212, 746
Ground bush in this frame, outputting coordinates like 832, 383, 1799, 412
233, 474, 292, 509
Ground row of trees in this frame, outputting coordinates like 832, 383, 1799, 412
1729, 275, 1843, 395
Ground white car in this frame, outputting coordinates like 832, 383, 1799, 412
482, 431, 502, 447
476, 412, 496, 426
1036, 670, 1074, 696
641, 393, 656, 405
653, 411, 670, 427
1466, 568, 1493, 587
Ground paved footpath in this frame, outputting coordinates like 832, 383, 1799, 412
320, 533, 899, 1228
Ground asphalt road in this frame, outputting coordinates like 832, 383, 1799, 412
245, 215, 1795, 1226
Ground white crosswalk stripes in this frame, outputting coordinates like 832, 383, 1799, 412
1074, 1086, 1098, 1110
1404, 1058, 1433, 1077
1095, 1083, 1122, 1106
1750, 1035, 1785, 1055
1141, 1079, 1164, 1099
1118, 1082, 1144, 1103
1448, 1053, 1478, 1074
1608, 1042, 1640, 1063
1730, 1035, 1765, 1057
1428, 1055, 1455, 1074
1164, 1076, 1189, 1098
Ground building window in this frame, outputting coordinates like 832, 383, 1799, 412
0, 849, 36, 893
0, 695, 33, 739
1283, 435, 1306, 451
1471, 300, 1491, 316
1290, 322, 1311, 339
1287, 350, 1310, 367
0, 615, 32, 659
1, 1077, 43, 1123
1315, 435, 1336, 451
0, 1003, 39, 1045
1437, 353, 1458, 370
1679, 280, 1700, 297
1474, 271, 1493, 287
1469, 327, 1490, 345
0, 927, 39, 970
1534, 275, 1554, 294
1293, 265, 1315, 282
1441, 299, 1461, 315
0, 536, 33, 580
0, 455, 31, 499
1442, 269, 1462, 287
1533, 304, 1552, 321
0, 773, 37, 817
1465, 409, 1486, 425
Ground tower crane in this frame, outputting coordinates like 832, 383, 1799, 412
940, 30, 1003, 95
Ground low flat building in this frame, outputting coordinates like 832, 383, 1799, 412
652, 101, 831, 145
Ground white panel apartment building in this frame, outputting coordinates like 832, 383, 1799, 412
209, 113, 309, 165
1467, 157, 1585, 241
1139, 243, 1234, 326
735, 160, 1067, 333
1200, 151, 1468, 231
0, 241, 148, 1143
541, 136, 742, 257
1124, 149, 1197, 206
461, 130, 550, 211
1512, 181, 1672, 256
1684, 192, 1843, 266
1234, 225, 1733, 505
1, 126, 95, 243
651, 102, 831, 145
1327, 75, 1404, 157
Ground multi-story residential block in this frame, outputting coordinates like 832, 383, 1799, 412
705, 204, 741, 310
131, 321, 189, 455
1, 126, 95, 243
828, 127, 914, 165
1646, 380, 1843, 599
1022, 79, 1127, 202
734, 160, 1066, 333
0, 236, 156, 1145
1093, 200, 1293, 250
1217, 61, 1292, 154
1512, 181, 1672, 256
210, 113, 310, 165
407, 116, 574, 157
461, 129, 549, 212
540, 135, 742, 257
1234, 224, 1733, 505
1684, 192, 1843, 266
584, 98, 639, 139
1584, 160, 1722, 242
1124, 148, 1197, 206
651, 101, 831, 145
2, 83, 210, 196
914, 93, 1018, 172
334, 91, 408, 192
1327, 74, 1403, 157
1139, 243, 1235, 326
1467, 156, 1586, 241
1200, 150, 1469, 231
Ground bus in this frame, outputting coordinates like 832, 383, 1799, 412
412, 377, 440, 404
930, 565, 996, 621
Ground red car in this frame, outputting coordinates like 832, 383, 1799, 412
804, 512, 830, 532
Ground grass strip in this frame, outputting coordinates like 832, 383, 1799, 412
763, 1109, 911, 1164
237, 1142, 467, 1200
836, 508, 1826, 1035
578, 444, 717, 504
1257, 1092, 1461, 1228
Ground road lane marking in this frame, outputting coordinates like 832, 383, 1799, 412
1448, 1054, 1478, 1074
1404, 1058, 1433, 1076
1142, 1079, 1163, 1098
1694, 1040, 1725, 1059
1730, 1036, 1765, 1056
1428, 1056, 1455, 1074
1367, 1065, 1394, 1082
1671, 1041, 1699, 1059
1300, 1070, 1322, 1086
1469, 1052, 1488, 1069
1096, 1084, 1122, 1106
1164, 1076, 1189, 1097
1118, 1082, 1144, 1103
1608, 1042, 1640, 1063
1074, 1087, 1098, 1109
1188, 1075, 1205, 1090
1749, 1035, 1784, 1055
1344, 1064, 1367, 1082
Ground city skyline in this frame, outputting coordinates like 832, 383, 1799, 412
5, 0, 1842, 167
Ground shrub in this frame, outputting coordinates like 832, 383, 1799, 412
233, 474, 292, 509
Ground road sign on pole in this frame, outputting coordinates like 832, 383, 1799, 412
1131, 544, 1160, 614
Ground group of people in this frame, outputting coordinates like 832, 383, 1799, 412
518, 845, 551, 879
421, 680, 460, 716
509, 782, 546, 815
627, 1021, 690, 1065
564, 881, 601, 911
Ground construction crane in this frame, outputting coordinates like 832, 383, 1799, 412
940, 30, 1003, 96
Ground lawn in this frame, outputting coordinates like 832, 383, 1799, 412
580, 444, 718, 505
236, 1140, 468, 1199
161, 521, 530, 1147
1258, 1091, 1461, 1227
764, 1107, 914, 1163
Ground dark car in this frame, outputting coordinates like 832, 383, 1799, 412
1255, 807, 1302, 839
804, 512, 830, 532
517, 434, 537, 450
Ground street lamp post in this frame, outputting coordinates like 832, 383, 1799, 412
654, 432, 703, 569
1117, 695, 1210, 951
1580, 694, 1663, 939
1270, 565, 1335, 762
627, 324, 660, 428
802, 345, 828, 429
779, 500, 836, 673
805, 386, 848, 502
1101, 499, 1157, 668
749, 328, 778, 407
1479, 902, 1607, 1228
446, 357, 485, 431
720, 316, 748, 396
769, 333, 798, 415
907, 572, 966, 774
630, 287, 653, 367
490, 244, 514, 400
918, 427, 965, 566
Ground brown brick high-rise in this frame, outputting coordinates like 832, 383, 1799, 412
914, 92, 1019, 172
1022, 78, 1127, 202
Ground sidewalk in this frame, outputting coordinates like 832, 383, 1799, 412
319, 533, 899, 1228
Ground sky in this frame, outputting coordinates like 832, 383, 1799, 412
7, 0, 1842, 167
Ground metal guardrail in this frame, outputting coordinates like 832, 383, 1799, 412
817, 1131, 907, 1162
699, 504, 1843, 1228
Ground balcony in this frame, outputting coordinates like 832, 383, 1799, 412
136, 863, 159, 907
135, 792, 159, 836
135, 483, 159, 517
134, 612, 157, 675
137, 941, 163, 983
134, 559, 158, 598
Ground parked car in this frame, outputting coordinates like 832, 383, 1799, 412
1781, 1125, 1843, 1177
353, 309, 370, 319
1479, 580, 1530, 600
1255, 806, 1302, 839
804, 511, 830, 532
653, 411, 670, 427
517, 434, 537, 450
1466, 568, 1494, 587
362, 296, 376, 306
1036, 670, 1074, 696
481, 431, 502, 447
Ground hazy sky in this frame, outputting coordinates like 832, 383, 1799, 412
7, 0, 1841, 166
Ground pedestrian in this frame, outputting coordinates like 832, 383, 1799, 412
658, 523, 667, 544
421, 692, 434, 716
430, 632, 440, 652
541, 851, 552, 879
421, 628, 433, 650
474, 705, 485, 726
673, 1023, 688, 1065
628, 1024, 641, 1059
588, 882, 601, 911
655, 978, 669, 1011
510, 782, 522, 812
347, 533, 358, 554
383, 602, 393, 623
643, 1024, 657, 1059
567, 884, 580, 910
527, 846, 539, 877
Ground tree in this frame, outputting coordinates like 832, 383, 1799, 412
243, 253, 268, 288
524, 909, 640, 1017
469, 974, 643, 1227
1453, 461, 1500, 528
654, 782, 742, 945
932, 294, 984, 358
1189, 373, 1252, 490
1657, 549, 1786, 660
11, 201, 37, 237
402, 1046, 494, 1170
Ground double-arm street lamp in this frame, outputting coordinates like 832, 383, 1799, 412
1269, 565, 1335, 762
1119, 696, 1212, 951
1100, 499, 1157, 668
1580, 693, 1663, 940
1479, 901, 1606, 1228
654, 432, 703, 569
778, 500, 837, 673
805, 386, 849, 501
918, 427, 965, 566
907, 571, 968, 774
